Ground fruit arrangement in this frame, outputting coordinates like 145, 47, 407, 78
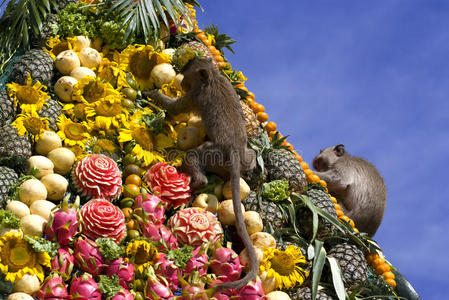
0, 0, 407, 299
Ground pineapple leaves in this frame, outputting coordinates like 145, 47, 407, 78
111, 0, 192, 44
311, 240, 326, 300
327, 256, 346, 300
204, 23, 237, 54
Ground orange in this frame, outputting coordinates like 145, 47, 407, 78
340, 215, 350, 222
334, 204, 342, 211
382, 271, 395, 280
268, 130, 277, 138
349, 219, 355, 228
123, 184, 140, 198
125, 174, 142, 187
304, 169, 313, 177
319, 180, 327, 188
309, 174, 320, 183
218, 62, 227, 68
126, 219, 137, 230
264, 121, 277, 132
257, 112, 269, 122
336, 210, 344, 217
295, 153, 303, 162
385, 278, 397, 288
330, 196, 337, 203
373, 257, 385, 268
376, 263, 391, 274
122, 207, 133, 219
215, 55, 224, 63
203, 39, 212, 47
365, 253, 376, 264
300, 161, 309, 170
284, 142, 294, 151
253, 103, 265, 113
196, 32, 207, 40
249, 101, 259, 110
246, 91, 255, 101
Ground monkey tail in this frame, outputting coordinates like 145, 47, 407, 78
215, 149, 259, 291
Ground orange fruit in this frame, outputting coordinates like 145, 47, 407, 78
203, 39, 212, 47
268, 130, 277, 138
365, 253, 377, 264
295, 153, 303, 162
123, 184, 140, 198
309, 174, 320, 183
340, 215, 350, 222
196, 32, 207, 40
300, 161, 309, 170
284, 142, 294, 151
319, 180, 327, 188
304, 169, 313, 177
126, 219, 137, 230
354, 227, 359, 233
218, 62, 227, 68
253, 103, 265, 113
215, 55, 224, 63
373, 257, 385, 268
264, 121, 277, 132
257, 112, 269, 122
349, 219, 355, 228
246, 92, 255, 101
330, 196, 337, 203
376, 263, 391, 274
249, 101, 259, 110
334, 204, 342, 211
125, 174, 142, 187
385, 278, 397, 288
336, 210, 344, 217
382, 271, 395, 280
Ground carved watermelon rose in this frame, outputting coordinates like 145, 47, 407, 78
72, 154, 122, 201
145, 162, 191, 208
168, 207, 223, 247
80, 199, 126, 243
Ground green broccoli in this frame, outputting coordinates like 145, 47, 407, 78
262, 179, 290, 202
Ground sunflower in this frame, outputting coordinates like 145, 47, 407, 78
118, 116, 174, 167
44, 36, 77, 59
126, 239, 159, 273
0, 232, 51, 282
65, 145, 87, 161
85, 96, 128, 131
86, 137, 121, 157
160, 77, 185, 98
119, 44, 171, 91
96, 57, 130, 89
260, 245, 309, 290
62, 102, 88, 121
11, 107, 50, 140
6, 74, 50, 112
72, 76, 120, 104
57, 114, 91, 148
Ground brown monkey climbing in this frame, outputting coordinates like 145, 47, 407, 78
143, 57, 258, 289
312, 144, 387, 236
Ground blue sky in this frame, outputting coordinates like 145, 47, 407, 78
197, 1, 449, 298
1, 0, 447, 298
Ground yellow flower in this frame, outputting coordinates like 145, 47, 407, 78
86, 137, 120, 155
0, 232, 51, 283
118, 44, 171, 91
57, 114, 91, 148
72, 76, 120, 104
65, 145, 87, 162
85, 96, 128, 131
44, 36, 77, 60
160, 78, 185, 98
11, 107, 50, 140
62, 102, 88, 121
7, 74, 50, 112
260, 245, 309, 290
96, 57, 130, 89
118, 116, 174, 167
126, 239, 159, 273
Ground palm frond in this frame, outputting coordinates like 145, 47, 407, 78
204, 23, 237, 54
112, 0, 193, 43
0, 0, 57, 75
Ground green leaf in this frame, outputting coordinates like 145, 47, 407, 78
98, 275, 121, 298
327, 256, 346, 300
141, 110, 166, 134
24, 235, 59, 257
0, 209, 21, 229
167, 244, 193, 269
312, 240, 326, 300
29, 0, 43, 35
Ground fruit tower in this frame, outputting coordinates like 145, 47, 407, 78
0, 1, 413, 299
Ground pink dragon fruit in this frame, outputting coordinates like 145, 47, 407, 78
145, 265, 173, 300
74, 237, 105, 277
36, 274, 69, 299
209, 247, 243, 283
45, 195, 79, 246
109, 288, 134, 300
235, 279, 265, 300
177, 271, 212, 300
211, 289, 238, 300
70, 273, 102, 300
141, 222, 178, 251
104, 258, 134, 288
184, 245, 209, 277
153, 253, 181, 290
51, 248, 75, 278
134, 192, 166, 225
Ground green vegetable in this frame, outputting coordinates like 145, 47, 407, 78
167, 245, 193, 269
0, 209, 20, 229
98, 275, 120, 298
142, 111, 166, 135
262, 179, 290, 202
57, 4, 94, 38
24, 236, 59, 257
96, 237, 125, 261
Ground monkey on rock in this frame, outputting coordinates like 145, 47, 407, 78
143, 57, 258, 290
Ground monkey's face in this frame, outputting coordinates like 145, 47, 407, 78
313, 145, 345, 171
180, 57, 212, 92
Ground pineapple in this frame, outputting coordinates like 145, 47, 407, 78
31, 14, 58, 49
241, 161, 267, 190
10, 49, 55, 86
288, 287, 334, 300
327, 243, 368, 289
241, 100, 261, 139
39, 98, 62, 131
0, 125, 33, 172
0, 90, 16, 127
183, 41, 219, 69
0, 166, 18, 208
242, 191, 286, 230
298, 184, 337, 239
264, 147, 307, 193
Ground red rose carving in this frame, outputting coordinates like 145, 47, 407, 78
80, 199, 126, 243
72, 154, 122, 201
145, 162, 191, 208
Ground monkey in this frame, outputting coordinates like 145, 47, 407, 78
312, 144, 386, 236
143, 57, 258, 290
